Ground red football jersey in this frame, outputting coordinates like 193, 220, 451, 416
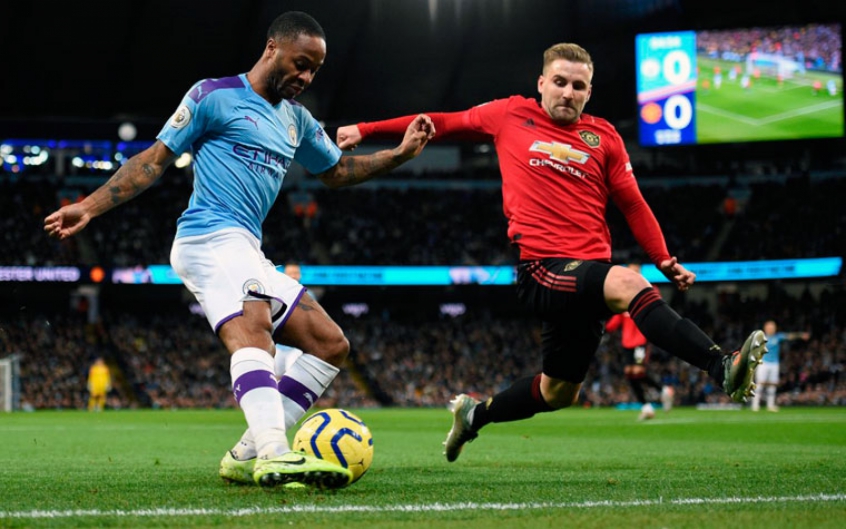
606, 312, 648, 349
359, 96, 671, 263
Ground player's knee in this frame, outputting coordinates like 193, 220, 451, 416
606, 266, 652, 312
320, 330, 350, 367
626, 365, 645, 378
243, 318, 274, 345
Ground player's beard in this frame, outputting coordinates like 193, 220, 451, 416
264, 73, 287, 104
550, 104, 581, 125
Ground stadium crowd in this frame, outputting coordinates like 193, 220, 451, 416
3, 283, 844, 412
4, 170, 845, 268
697, 24, 842, 73
1, 166, 844, 412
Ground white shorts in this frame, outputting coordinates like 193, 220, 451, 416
756, 362, 780, 385
170, 228, 306, 334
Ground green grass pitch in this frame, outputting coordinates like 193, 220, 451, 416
695, 56, 844, 143
1, 407, 845, 528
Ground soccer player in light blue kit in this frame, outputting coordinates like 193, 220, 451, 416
751, 320, 810, 412
44, 11, 435, 489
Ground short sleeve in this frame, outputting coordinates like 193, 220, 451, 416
156, 81, 214, 156
294, 113, 342, 174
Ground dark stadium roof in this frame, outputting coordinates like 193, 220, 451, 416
2, 0, 844, 139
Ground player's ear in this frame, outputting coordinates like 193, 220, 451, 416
537, 75, 545, 94
265, 37, 278, 59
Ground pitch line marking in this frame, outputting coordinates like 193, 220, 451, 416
697, 100, 842, 127
1, 493, 844, 520
757, 100, 842, 124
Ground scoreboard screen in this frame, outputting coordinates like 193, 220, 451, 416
635, 24, 843, 146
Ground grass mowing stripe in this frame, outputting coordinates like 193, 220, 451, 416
3, 493, 845, 520
3, 408, 843, 528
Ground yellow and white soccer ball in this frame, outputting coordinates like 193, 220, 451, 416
293, 408, 374, 484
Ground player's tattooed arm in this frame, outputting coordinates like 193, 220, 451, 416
45, 140, 178, 240
317, 150, 410, 188
318, 114, 435, 189
89, 141, 177, 214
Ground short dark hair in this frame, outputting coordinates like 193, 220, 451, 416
267, 11, 325, 42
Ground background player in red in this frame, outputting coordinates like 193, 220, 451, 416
337, 42, 767, 462
605, 263, 669, 420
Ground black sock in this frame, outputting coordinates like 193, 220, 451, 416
628, 288, 725, 383
642, 375, 662, 391
629, 378, 647, 404
471, 374, 554, 430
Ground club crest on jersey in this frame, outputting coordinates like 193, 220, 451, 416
578, 130, 601, 148
242, 279, 266, 295
170, 104, 192, 129
529, 141, 590, 165
288, 124, 297, 144
564, 260, 583, 272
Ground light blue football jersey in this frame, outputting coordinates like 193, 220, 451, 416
763, 332, 786, 364
157, 74, 342, 240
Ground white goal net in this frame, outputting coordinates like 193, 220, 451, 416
746, 52, 804, 79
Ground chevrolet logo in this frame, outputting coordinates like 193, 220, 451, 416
529, 141, 590, 164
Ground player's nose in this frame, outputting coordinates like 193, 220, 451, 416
299, 71, 315, 86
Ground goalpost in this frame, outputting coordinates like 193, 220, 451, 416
0, 354, 21, 412
746, 52, 804, 79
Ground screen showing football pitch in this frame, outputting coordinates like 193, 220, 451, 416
636, 23, 843, 146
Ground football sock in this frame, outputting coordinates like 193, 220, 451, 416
278, 353, 340, 429
751, 384, 763, 409
230, 431, 257, 461
230, 351, 339, 457
471, 374, 553, 430
629, 378, 647, 404
766, 385, 777, 408
230, 347, 288, 460
628, 287, 725, 383
274, 345, 304, 377
643, 376, 662, 391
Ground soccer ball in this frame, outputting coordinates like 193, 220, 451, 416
292, 408, 373, 484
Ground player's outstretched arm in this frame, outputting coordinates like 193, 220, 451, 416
319, 114, 435, 189
44, 141, 177, 240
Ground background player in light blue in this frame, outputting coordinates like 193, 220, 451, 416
44, 11, 435, 489
751, 319, 810, 412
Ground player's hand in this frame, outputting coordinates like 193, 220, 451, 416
44, 203, 92, 240
336, 125, 363, 150
658, 256, 696, 292
396, 114, 436, 160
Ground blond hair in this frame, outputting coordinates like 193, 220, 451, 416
543, 43, 594, 75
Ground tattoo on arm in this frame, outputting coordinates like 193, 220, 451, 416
107, 158, 159, 205
86, 143, 172, 216
319, 149, 405, 188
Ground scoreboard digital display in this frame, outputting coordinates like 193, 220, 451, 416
636, 24, 844, 146
636, 31, 698, 146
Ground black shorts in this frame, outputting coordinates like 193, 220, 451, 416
516, 258, 614, 383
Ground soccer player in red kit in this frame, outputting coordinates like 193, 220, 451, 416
336, 43, 767, 462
